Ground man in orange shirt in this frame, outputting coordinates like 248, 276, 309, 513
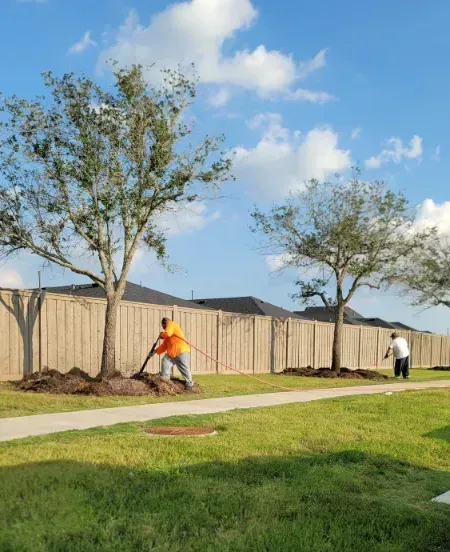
155, 317, 194, 389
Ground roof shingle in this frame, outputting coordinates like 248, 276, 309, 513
294, 306, 363, 325
34, 281, 209, 310
190, 296, 303, 319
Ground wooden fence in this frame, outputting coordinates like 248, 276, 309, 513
1, 289, 449, 381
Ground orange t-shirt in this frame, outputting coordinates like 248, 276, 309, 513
156, 320, 190, 359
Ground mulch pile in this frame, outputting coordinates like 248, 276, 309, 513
281, 367, 390, 381
15, 368, 201, 397
429, 366, 450, 371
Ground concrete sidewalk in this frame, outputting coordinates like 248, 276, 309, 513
1, 380, 449, 442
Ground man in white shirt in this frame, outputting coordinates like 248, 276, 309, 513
384, 332, 410, 379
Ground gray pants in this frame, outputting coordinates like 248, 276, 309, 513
394, 356, 410, 378
161, 353, 193, 387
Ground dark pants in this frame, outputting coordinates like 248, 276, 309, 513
394, 356, 409, 378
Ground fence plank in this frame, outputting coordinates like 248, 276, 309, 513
81, 301, 91, 374
57, 299, 66, 372
0, 293, 11, 374
73, 301, 82, 369
31, 294, 40, 373
66, 300, 74, 372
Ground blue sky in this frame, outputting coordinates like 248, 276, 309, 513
1, 0, 450, 333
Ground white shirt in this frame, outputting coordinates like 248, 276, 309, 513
389, 337, 409, 359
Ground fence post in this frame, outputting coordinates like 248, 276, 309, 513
216, 310, 223, 374
358, 325, 363, 368
252, 316, 257, 374
313, 320, 317, 369
38, 290, 43, 373
270, 318, 276, 374
173, 305, 178, 323
285, 317, 291, 370
407, 330, 412, 367
420, 332, 424, 367
376, 327, 381, 367
439, 335, 444, 367
430, 334, 434, 368
410, 333, 413, 368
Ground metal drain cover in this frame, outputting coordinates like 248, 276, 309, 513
144, 426, 216, 437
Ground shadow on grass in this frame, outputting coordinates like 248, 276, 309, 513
424, 425, 450, 444
0, 451, 449, 552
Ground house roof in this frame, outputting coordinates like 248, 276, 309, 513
390, 321, 419, 332
34, 281, 209, 310
293, 307, 419, 330
303, 306, 363, 319
294, 306, 364, 324
190, 296, 304, 319
354, 317, 398, 330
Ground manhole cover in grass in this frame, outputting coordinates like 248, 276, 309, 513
144, 426, 216, 437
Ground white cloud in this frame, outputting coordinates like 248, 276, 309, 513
265, 253, 327, 282
365, 135, 423, 169
414, 199, 450, 235
287, 88, 336, 104
155, 202, 221, 237
208, 88, 232, 107
432, 145, 441, 162
351, 128, 361, 140
265, 253, 294, 272
98, 0, 330, 99
233, 113, 352, 199
0, 269, 24, 289
297, 49, 327, 78
69, 31, 97, 55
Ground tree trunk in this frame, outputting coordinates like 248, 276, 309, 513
331, 303, 345, 373
100, 295, 120, 379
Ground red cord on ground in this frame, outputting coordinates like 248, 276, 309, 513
180, 337, 301, 392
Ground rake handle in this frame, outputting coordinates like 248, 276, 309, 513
139, 337, 161, 374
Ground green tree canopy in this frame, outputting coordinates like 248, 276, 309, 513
0, 64, 232, 377
252, 176, 429, 372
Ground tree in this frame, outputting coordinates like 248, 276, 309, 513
396, 235, 450, 309
0, 65, 231, 378
251, 176, 427, 372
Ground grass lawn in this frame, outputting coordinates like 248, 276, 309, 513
0, 368, 449, 418
0, 389, 449, 551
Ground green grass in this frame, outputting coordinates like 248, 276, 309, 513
0, 389, 449, 551
0, 368, 448, 418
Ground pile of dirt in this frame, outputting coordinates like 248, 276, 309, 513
16, 368, 201, 397
132, 372, 201, 396
429, 366, 450, 371
281, 367, 390, 381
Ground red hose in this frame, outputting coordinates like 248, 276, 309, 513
179, 336, 302, 392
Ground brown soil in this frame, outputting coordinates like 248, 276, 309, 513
144, 426, 216, 436
281, 367, 390, 381
429, 366, 450, 371
16, 368, 202, 397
